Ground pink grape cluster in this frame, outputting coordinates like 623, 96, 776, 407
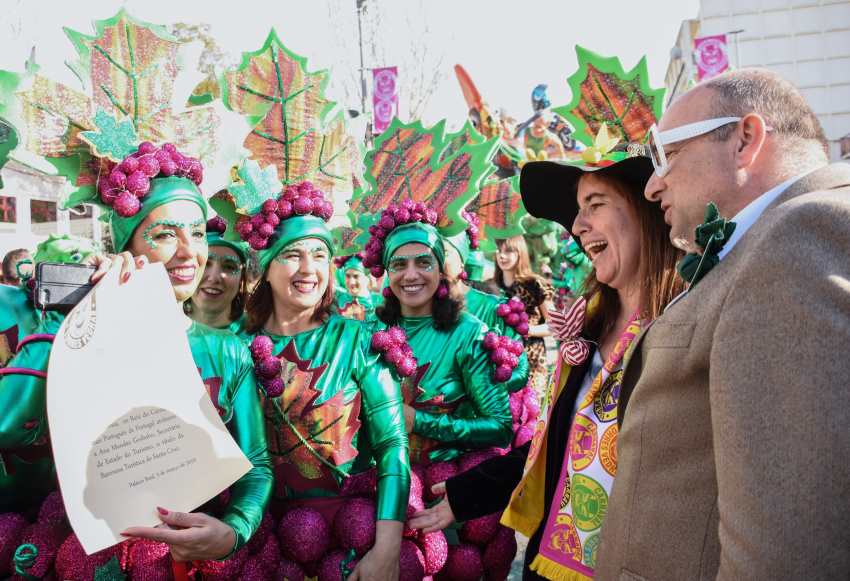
362, 200, 439, 278
97, 142, 203, 218
483, 331, 523, 383
461, 209, 481, 250
333, 251, 365, 269
370, 326, 419, 377
235, 181, 333, 251
249, 336, 284, 397
207, 216, 228, 234
496, 296, 530, 337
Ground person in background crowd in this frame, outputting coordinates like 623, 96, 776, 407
2, 248, 32, 286
493, 235, 554, 398
185, 217, 249, 331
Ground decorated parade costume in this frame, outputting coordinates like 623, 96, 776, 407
0, 12, 278, 576
213, 156, 410, 574
332, 253, 383, 322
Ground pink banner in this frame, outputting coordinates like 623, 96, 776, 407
694, 34, 729, 81
372, 66, 398, 134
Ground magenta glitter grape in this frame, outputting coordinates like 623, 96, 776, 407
277, 507, 331, 564
399, 539, 425, 581
420, 530, 448, 575
333, 497, 376, 554
277, 557, 306, 581
460, 513, 501, 546
423, 461, 458, 502
482, 525, 518, 579
443, 542, 484, 580
0, 513, 27, 577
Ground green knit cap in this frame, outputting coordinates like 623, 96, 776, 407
257, 214, 334, 272
111, 177, 208, 252
382, 223, 445, 268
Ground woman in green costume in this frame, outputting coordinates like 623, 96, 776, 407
443, 214, 530, 393
362, 202, 516, 465
185, 217, 250, 332
0, 235, 100, 513
333, 253, 383, 322
223, 177, 409, 581
0, 143, 272, 562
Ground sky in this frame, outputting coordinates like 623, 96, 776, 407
0, 0, 699, 132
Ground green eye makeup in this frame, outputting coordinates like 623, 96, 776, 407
387, 252, 437, 273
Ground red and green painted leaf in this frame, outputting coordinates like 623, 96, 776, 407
552, 45, 665, 147
221, 29, 358, 200
467, 175, 527, 253
15, 10, 240, 207
349, 118, 498, 237
263, 341, 361, 492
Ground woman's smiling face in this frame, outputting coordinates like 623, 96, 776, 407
387, 242, 440, 315
571, 173, 642, 292
127, 200, 208, 302
266, 237, 331, 314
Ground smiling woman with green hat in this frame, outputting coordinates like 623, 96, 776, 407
49, 140, 273, 564
186, 216, 250, 331
333, 253, 383, 321
409, 124, 684, 581
213, 160, 410, 581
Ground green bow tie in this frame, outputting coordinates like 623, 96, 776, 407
676, 202, 736, 288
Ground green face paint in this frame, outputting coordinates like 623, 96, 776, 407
387, 252, 437, 273
143, 219, 206, 250
208, 252, 243, 276
273, 239, 331, 265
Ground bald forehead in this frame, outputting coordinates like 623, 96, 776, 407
660, 86, 715, 131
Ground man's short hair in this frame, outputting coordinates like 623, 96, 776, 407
2, 248, 30, 282
702, 68, 828, 154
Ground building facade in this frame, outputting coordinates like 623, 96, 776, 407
665, 0, 850, 160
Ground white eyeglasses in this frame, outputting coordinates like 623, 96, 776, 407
648, 116, 741, 177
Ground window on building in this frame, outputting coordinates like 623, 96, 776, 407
30, 199, 58, 235
69, 204, 95, 239
0, 195, 16, 224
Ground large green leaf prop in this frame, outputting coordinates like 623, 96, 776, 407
468, 175, 527, 253
439, 123, 526, 252
15, 10, 236, 208
221, 29, 358, 199
553, 45, 665, 147
348, 118, 498, 238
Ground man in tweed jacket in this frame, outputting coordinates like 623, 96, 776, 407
596, 69, 850, 580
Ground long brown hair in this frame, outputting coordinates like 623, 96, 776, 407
244, 265, 336, 334
494, 235, 539, 288
578, 170, 684, 341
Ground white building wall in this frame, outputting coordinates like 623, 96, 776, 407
698, 0, 850, 160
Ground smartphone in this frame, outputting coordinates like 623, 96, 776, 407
34, 262, 97, 313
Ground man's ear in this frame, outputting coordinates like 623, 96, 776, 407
734, 113, 769, 170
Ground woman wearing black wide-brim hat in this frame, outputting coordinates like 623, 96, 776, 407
410, 126, 684, 580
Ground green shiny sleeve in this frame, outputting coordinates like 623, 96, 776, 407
356, 336, 410, 522
219, 345, 273, 553
0, 314, 62, 449
413, 330, 512, 448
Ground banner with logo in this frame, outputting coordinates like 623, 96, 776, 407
372, 66, 398, 134
694, 34, 730, 81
